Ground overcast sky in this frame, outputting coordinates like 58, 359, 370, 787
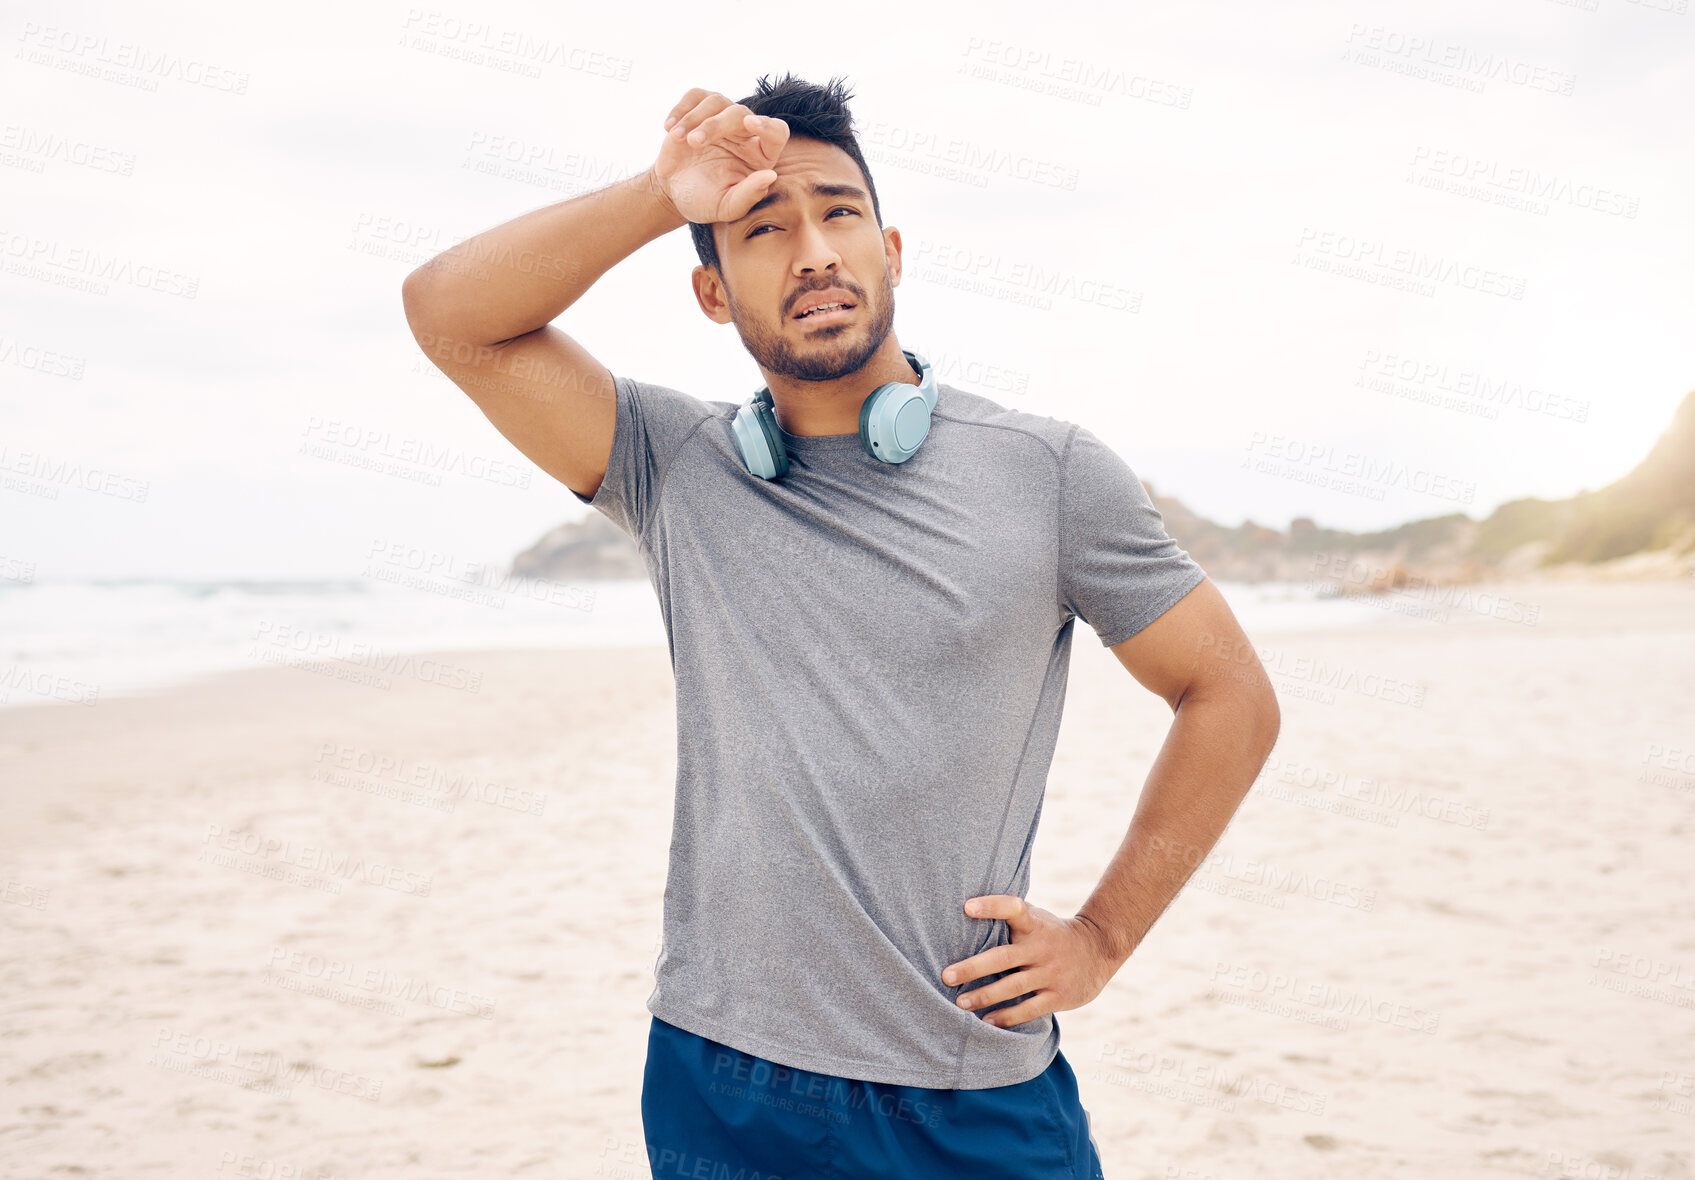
4, 0, 1692, 580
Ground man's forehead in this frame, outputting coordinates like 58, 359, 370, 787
772, 132, 852, 167
719, 140, 864, 220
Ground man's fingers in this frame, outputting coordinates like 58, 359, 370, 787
669, 92, 730, 141
663, 87, 709, 130
978, 993, 1048, 1029
955, 966, 1046, 1013
750, 114, 789, 162
967, 894, 1028, 926
686, 102, 755, 147
718, 170, 777, 223
943, 940, 1028, 987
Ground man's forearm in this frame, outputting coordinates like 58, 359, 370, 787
1074, 684, 1279, 968
402, 166, 685, 346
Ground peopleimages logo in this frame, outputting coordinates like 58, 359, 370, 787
148, 1026, 383, 1102
247, 620, 484, 694
264, 947, 497, 1019
1149, 836, 1378, 911
1244, 430, 1477, 507
1357, 349, 1590, 424
0, 445, 149, 501
199, 824, 434, 897
17, 23, 252, 94
299, 416, 532, 489
1208, 962, 1441, 1034
1340, 24, 1577, 97
1294, 227, 1526, 300
0, 231, 199, 298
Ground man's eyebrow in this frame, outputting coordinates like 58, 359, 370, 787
733, 182, 870, 224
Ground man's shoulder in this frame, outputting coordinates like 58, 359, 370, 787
933, 383, 1080, 459
615, 372, 739, 425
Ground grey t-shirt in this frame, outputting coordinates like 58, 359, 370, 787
573, 371, 1207, 1089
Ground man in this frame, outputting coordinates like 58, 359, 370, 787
403, 73, 1279, 1179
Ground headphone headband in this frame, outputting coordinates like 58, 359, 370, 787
732, 350, 935, 480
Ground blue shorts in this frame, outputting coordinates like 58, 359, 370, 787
641, 1015, 1106, 1179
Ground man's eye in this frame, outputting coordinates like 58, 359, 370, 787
747, 208, 859, 238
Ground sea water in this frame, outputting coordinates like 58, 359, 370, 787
0, 577, 1390, 709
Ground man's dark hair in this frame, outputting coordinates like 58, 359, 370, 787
687, 72, 883, 276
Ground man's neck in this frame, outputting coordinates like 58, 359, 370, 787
767, 347, 916, 437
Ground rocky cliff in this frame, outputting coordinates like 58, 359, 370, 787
510, 514, 646, 581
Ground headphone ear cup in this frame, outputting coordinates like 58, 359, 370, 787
732, 400, 780, 479
749, 397, 790, 479
858, 385, 888, 458
859, 383, 932, 464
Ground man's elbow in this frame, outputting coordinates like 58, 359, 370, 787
1180, 675, 1280, 754
400, 267, 436, 336
1254, 688, 1281, 757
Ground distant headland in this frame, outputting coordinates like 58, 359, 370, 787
511, 390, 1695, 592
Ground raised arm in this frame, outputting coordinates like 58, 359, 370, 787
399, 86, 790, 499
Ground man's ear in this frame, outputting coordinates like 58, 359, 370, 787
692, 262, 733, 325
883, 225, 903, 288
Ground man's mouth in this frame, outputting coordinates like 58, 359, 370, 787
793, 301, 857, 324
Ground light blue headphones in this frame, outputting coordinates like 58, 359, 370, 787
730, 349, 937, 480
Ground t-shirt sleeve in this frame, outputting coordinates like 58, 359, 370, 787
572, 373, 716, 543
1058, 424, 1208, 648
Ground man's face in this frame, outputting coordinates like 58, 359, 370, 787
695, 136, 901, 383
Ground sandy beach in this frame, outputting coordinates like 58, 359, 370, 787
2, 576, 1692, 1180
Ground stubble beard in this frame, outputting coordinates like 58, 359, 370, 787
727, 268, 897, 384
